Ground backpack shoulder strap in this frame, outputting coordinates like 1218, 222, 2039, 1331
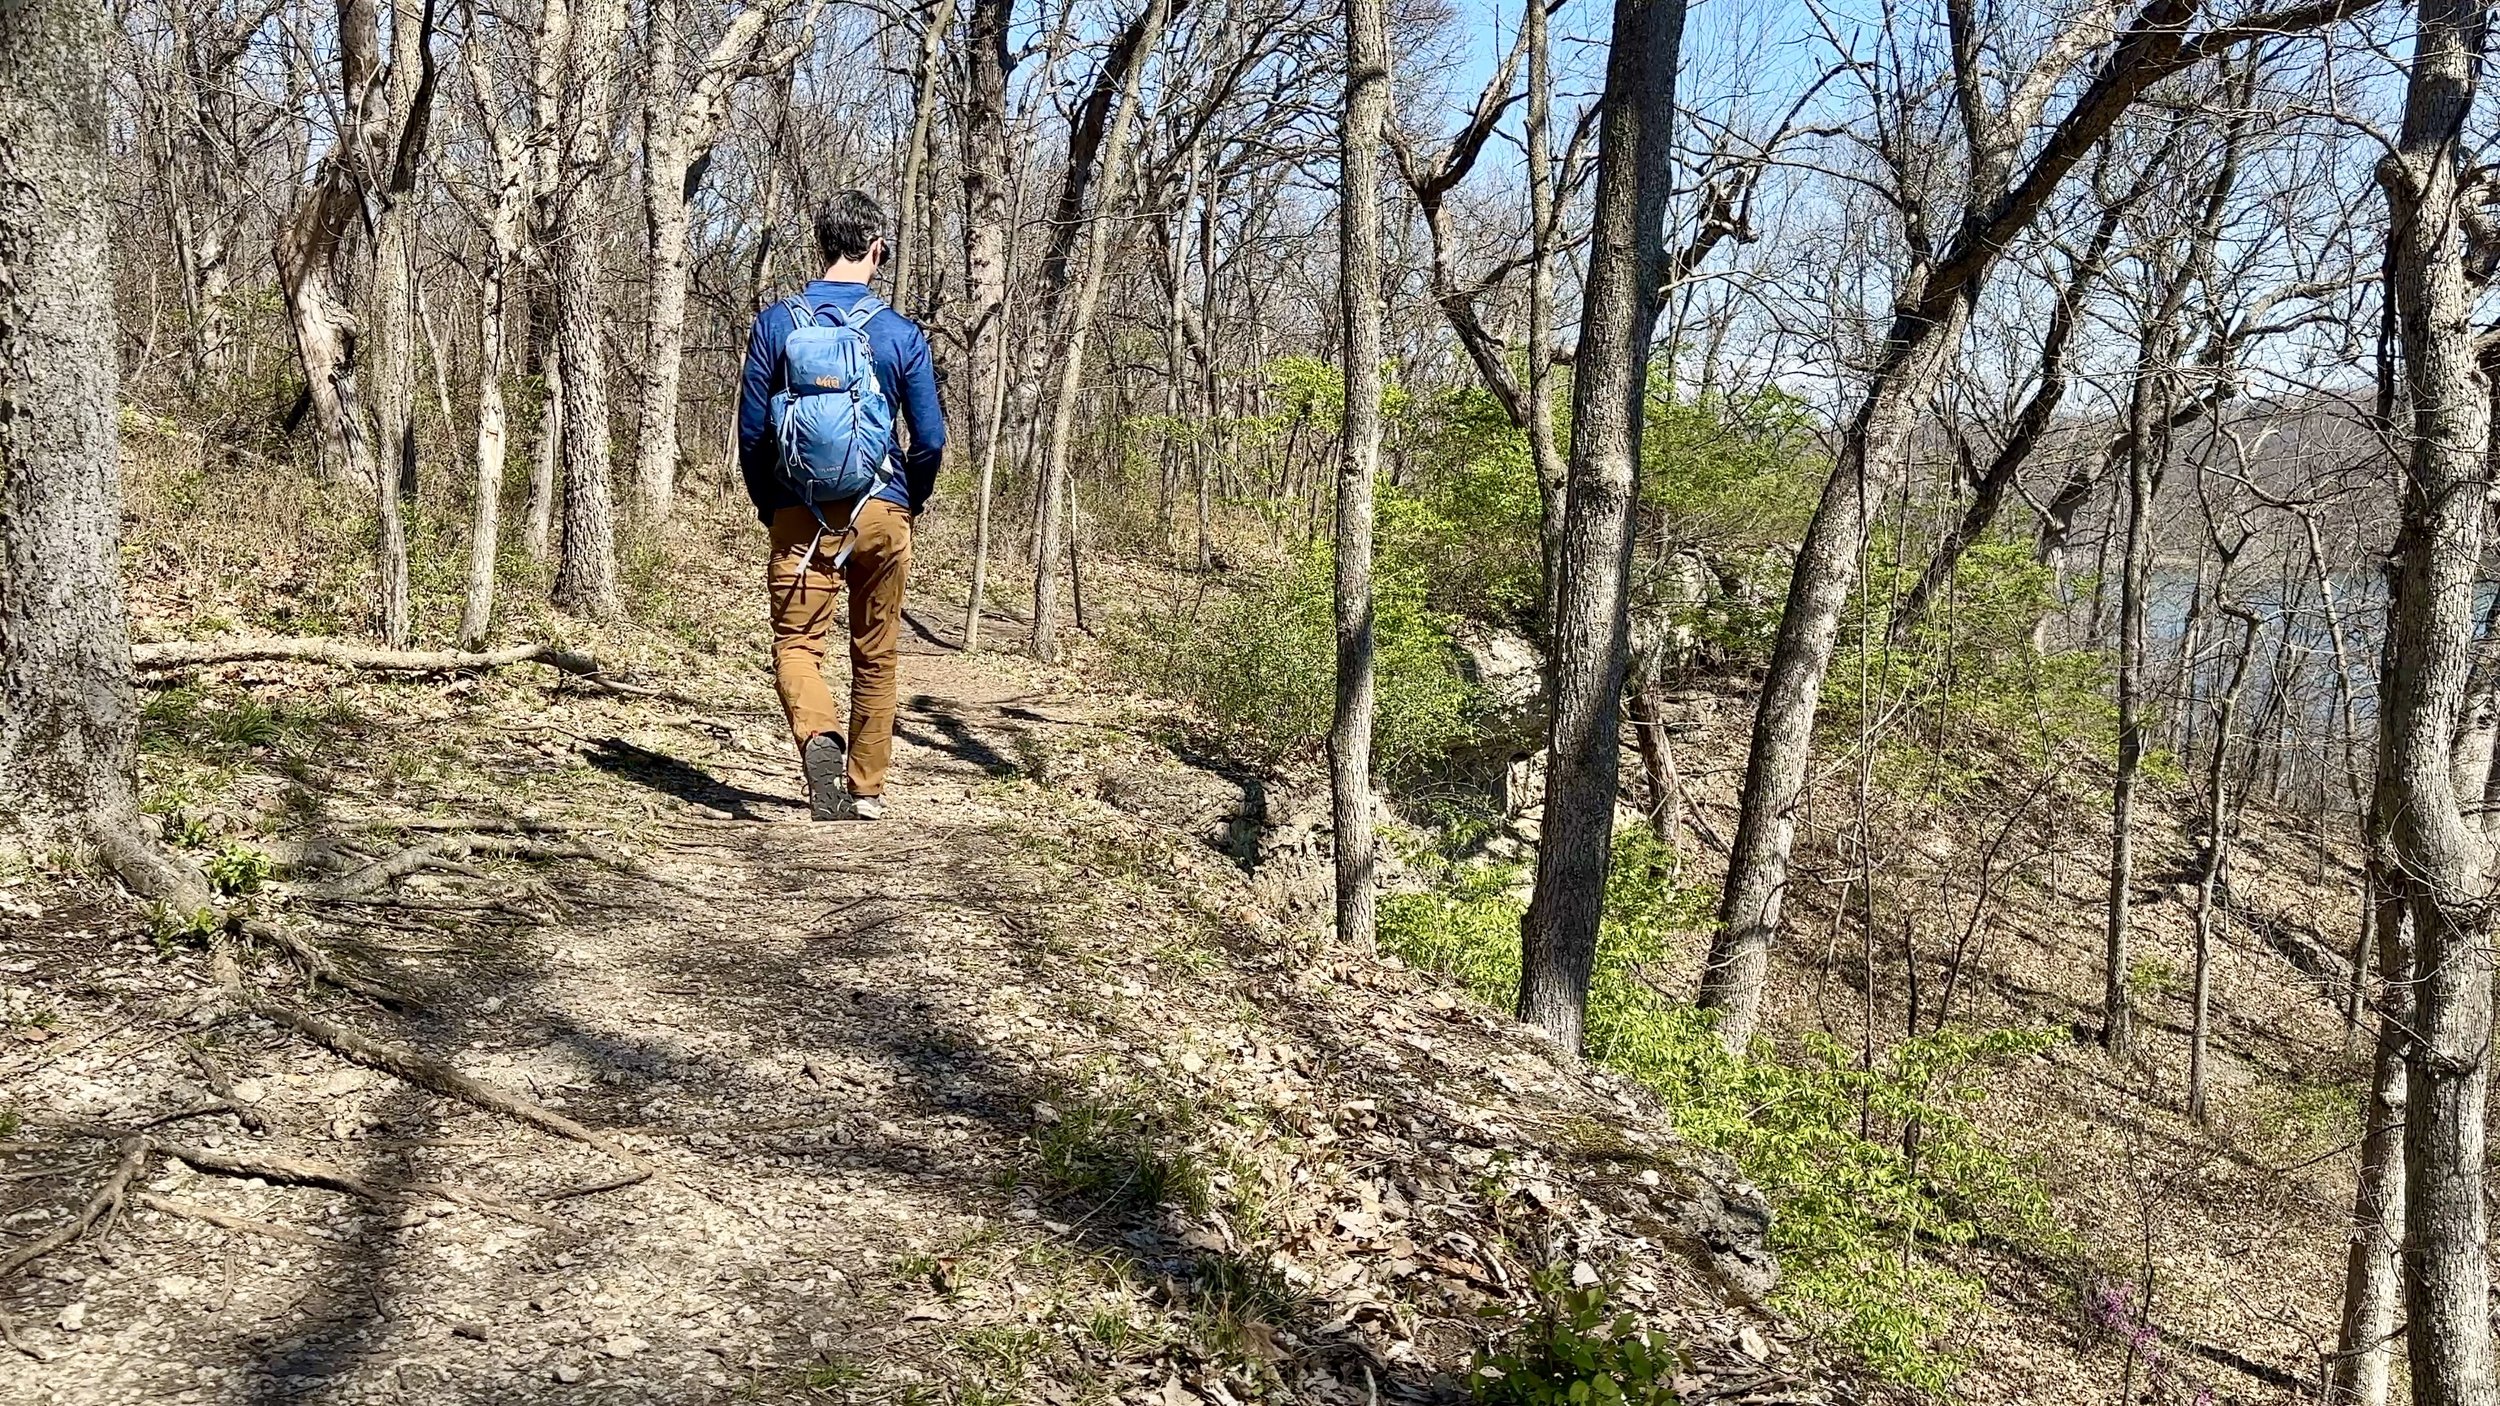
781, 295, 819, 331
847, 293, 889, 325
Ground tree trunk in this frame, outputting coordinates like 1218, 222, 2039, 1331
1332, 0, 1390, 950
2104, 335, 2175, 1059
552, 219, 621, 617
1699, 354, 1954, 1051
636, 127, 694, 521
957, 0, 1014, 649
2380, 2, 2500, 1399
1523, 0, 1563, 633
460, 251, 511, 649
1029, 0, 1169, 664
0, 0, 200, 902
549, 0, 626, 619
1516, 0, 1687, 1053
2333, 881, 2413, 1406
2188, 601, 2256, 1122
893, 0, 953, 317
525, 336, 561, 562
368, 209, 417, 647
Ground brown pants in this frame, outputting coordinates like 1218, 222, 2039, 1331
767, 501, 912, 797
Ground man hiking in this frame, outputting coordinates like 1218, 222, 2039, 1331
738, 190, 946, 821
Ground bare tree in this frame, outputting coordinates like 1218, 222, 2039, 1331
1332, 0, 1390, 950
1515, 0, 1688, 1052
1031, 0, 1173, 663
2378, 2, 2499, 1399
633, 0, 803, 520
1699, 0, 2362, 1052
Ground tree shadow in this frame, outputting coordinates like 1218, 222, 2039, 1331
579, 737, 796, 820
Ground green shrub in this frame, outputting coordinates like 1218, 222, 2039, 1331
204, 842, 273, 896
1381, 830, 2065, 1390
1114, 543, 1479, 778
1470, 1270, 1682, 1405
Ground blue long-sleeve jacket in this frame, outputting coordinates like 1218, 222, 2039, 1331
737, 280, 946, 522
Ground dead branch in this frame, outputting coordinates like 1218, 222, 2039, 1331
132, 636, 606, 678
0, 1136, 147, 1281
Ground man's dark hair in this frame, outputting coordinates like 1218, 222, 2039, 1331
814, 190, 889, 266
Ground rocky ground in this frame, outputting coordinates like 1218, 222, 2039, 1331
1, 587, 1842, 1405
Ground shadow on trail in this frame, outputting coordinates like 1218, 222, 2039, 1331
580, 736, 794, 820
895, 699, 1022, 778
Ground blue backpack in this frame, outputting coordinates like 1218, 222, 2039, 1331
770, 292, 896, 566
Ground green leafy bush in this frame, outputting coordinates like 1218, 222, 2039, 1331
1470, 1270, 1681, 1405
1113, 543, 1479, 778
1382, 830, 2065, 1390
204, 842, 273, 896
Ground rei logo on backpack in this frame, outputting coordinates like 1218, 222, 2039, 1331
770, 293, 895, 560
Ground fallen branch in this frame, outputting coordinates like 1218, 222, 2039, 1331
154, 1140, 569, 1232
211, 949, 651, 1186
132, 637, 603, 680
0, 1136, 146, 1281
129, 635, 723, 708
132, 1191, 333, 1247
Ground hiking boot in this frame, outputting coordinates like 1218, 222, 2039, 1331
804, 733, 852, 820
850, 793, 886, 821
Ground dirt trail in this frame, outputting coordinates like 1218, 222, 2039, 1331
2, 609, 1811, 1406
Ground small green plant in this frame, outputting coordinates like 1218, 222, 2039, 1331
147, 903, 223, 955
957, 1324, 1046, 1380
1086, 1306, 1136, 1354
204, 841, 273, 896
1469, 1270, 1681, 1405
0, 1106, 22, 1138
1034, 1087, 1215, 1218
2128, 955, 2185, 1000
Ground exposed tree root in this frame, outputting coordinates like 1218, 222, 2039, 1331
154, 1141, 570, 1232
184, 1041, 268, 1134
241, 917, 417, 1009
0, 1137, 146, 1281
1, 1308, 45, 1361
132, 1191, 333, 1247
210, 949, 652, 1186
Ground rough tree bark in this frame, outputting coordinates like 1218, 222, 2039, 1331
1331, 0, 1391, 950
548, 0, 627, 618
2378, 2, 2499, 1400
1516, 0, 1687, 1053
0, 0, 205, 903
957, 0, 1015, 652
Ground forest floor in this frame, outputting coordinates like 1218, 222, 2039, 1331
0, 479, 1837, 1405
4, 451, 2385, 1406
